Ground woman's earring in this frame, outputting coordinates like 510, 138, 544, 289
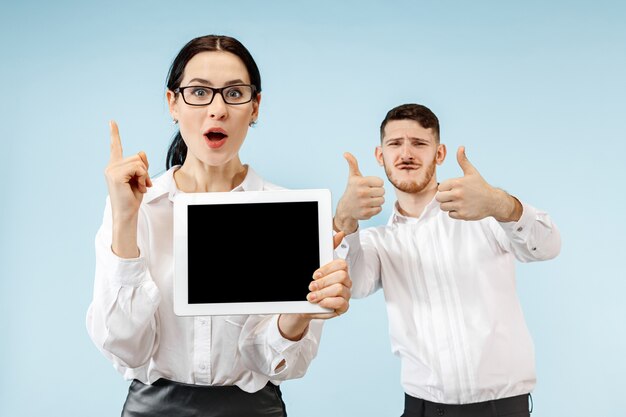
173, 119, 178, 125
249, 119, 256, 127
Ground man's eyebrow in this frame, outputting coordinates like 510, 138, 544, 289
185, 78, 246, 86
384, 136, 430, 142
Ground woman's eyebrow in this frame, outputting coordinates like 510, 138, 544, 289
186, 78, 246, 86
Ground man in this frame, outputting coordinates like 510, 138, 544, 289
332, 103, 561, 417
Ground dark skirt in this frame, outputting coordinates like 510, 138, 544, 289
402, 393, 531, 417
121, 379, 287, 417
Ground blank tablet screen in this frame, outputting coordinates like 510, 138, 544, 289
187, 201, 320, 304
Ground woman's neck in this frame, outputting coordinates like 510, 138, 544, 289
174, 158, 248, 193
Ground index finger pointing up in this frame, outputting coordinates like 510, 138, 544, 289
109, 120, 123, 163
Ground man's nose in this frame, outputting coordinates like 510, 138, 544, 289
400, 143, 414, 160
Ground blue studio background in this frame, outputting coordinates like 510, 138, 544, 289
1, 1, 625, 416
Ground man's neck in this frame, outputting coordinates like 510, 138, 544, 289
395, 183, 438, 218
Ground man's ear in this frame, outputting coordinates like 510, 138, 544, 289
375, 146, 384, 166
436, 143, 447, 165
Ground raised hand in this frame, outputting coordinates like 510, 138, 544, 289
105, 120, 152, 219
104, 120, 152, 257
435, 146, 521, 222
333, 152, 385, 234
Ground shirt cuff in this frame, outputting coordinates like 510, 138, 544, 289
103, 246, 148, 287
498, 202, 537, 241
343, 230, 362, 251
267, 315, 307, 353
333, 229, 352, 259
266, 315, 312, 374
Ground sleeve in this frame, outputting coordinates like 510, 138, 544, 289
335, 229, 383, 299
85, 196, 161, 370
238, 315, 324, 381
492, 201, 562, 262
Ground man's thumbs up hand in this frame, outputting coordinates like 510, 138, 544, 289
456, 146, 478, 176
333, 152, 386, 234
344, 152, 363, 177
436, 146, 522, 222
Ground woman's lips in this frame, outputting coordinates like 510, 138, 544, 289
204, 129, 228, 149
205, 136, 226, 149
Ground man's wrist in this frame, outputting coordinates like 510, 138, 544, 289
493, 189, 522, 222
333, 215, 358, 234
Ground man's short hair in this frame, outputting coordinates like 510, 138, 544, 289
380, 103, 440, 143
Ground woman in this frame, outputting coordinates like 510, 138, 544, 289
86, 35, 351, 417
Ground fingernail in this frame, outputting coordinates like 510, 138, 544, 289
309, 282, 317, 291
313, 271, 322, 279
307, 293, 317, 302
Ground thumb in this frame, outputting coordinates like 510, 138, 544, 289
343, 152, 362, 177
137, 151, 149, 170
457, 146, 477, 175
333, 231, 346, 250
137, 150, 153, 187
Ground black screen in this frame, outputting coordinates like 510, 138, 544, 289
187, 201, 320, 304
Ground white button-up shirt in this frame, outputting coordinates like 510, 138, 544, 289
86, 166, 323, 393
340, 197, 561, 404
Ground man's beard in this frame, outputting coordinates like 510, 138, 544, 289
384, 156, 437, 194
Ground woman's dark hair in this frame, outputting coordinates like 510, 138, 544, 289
379, 103, 440, 143
165, 35, 262, 169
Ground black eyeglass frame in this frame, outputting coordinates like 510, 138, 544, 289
173, 84, 257, 106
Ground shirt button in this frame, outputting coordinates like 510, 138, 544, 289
436, 408, 445, 416
200, 319, 207, 325
532, 247, 537, 251
199, 364, 206, 370
341, 244, 347, 249
517, 226, 523, 232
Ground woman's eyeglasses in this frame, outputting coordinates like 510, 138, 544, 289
174, 84, 256, 106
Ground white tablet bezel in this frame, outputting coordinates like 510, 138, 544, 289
173, 188, 334, 316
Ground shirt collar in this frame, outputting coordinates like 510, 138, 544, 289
142, 166, 177, 204
143, 164, 265, 204
388, 194, 441, 225
232, 165, 264, 192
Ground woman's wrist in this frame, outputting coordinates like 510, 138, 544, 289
277, 314, 312, 341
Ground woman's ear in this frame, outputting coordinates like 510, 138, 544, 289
251, 93, 261, 122
166, 90, 179, 123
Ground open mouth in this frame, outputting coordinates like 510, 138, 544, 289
205, 131, 227, 141
203, 128, 228, 149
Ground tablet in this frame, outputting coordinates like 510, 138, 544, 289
173, 188, 334, 316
